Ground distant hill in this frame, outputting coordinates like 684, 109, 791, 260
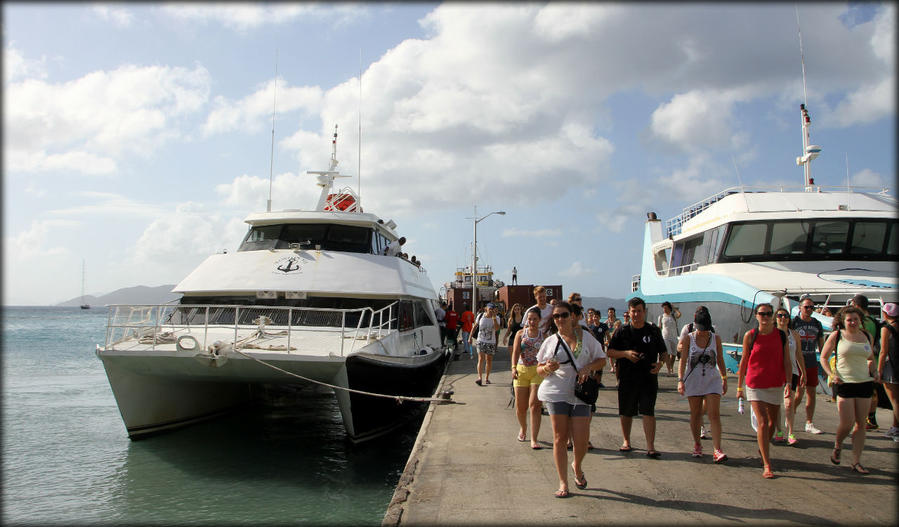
57, 284, 181, 307
581, 296, 627, 313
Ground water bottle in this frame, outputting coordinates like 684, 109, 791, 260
738, 396, 745, 415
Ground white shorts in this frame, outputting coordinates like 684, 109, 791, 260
746, 386, 783, 405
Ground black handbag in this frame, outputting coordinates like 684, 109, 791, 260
556, 338, 600, 405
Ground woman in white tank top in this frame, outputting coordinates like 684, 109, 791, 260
774, 308, 806, 445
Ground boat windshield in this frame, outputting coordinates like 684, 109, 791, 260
238, 223, 373, 253
719, 218, 898, 262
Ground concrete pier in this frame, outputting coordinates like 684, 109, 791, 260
384, 346, 898, 525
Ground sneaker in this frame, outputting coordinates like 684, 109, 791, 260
788, 433, 798, 446
865, 417, 878, 430
713, 449, 728, 463
805, 422, 823, 434
699, 426, 709, 439
773, 431, 785, 443
692, 443, 703, 458
884, 426, 899, 438
893, 435, 899, 443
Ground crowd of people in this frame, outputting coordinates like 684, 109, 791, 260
438, 287, 898, 497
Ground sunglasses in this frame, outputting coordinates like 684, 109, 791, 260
776, 313, 789, 318
757, 311, 773, 317
552, 312, 571, 319
802, 305, 814, 310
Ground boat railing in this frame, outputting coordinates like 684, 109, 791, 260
103, 302, 398, 357
664, 184, 892, 238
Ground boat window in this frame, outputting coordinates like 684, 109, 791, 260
809, 221, 848, 255
277, 224, 328, 249
723, 223, 768, 257
770, 221, 811, 255
239, 225, 282, 251
850, 221, 887, 255
238, 223, 373, 253
888, 223, 898, 256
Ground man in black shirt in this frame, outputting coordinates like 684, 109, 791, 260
608, 297, 667, 457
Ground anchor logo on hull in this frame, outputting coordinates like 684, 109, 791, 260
273, 256, 303, 274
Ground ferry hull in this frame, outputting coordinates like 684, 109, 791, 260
341, 349, 449, 443
97, 345, 448, 442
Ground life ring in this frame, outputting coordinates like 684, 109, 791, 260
176, 335, 199, 352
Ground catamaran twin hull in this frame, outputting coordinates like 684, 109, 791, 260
96, 303, 448, 442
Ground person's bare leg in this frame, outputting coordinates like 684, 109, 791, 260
550, 414, 571, 494
529, 386, 542, 447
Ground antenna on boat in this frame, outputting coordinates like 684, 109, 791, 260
731, 155, 745, 189
357, 49, 362, 213
267, 50, 278, 212
794, 6, 821, 192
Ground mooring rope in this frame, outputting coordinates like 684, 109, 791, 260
229, 347, 454, 404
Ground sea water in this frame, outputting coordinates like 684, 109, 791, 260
2, 307, 419, 525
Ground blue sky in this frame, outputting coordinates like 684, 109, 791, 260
3, 2, 895, 306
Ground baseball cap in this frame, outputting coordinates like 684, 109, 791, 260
486, 302, 496, 309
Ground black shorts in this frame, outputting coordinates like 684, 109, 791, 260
836, 381, 874, 399
790, 374, 799, 391
617, 374, 658, 417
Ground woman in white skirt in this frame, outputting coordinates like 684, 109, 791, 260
677, 309, 727, 463
736, 303, 792, 479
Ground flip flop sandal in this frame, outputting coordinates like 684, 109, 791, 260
554, 489, 570, 498
830, 447, 841, 465
762, 466, 774, 479
618, 445, 633, 452
531, 444, 542, 450
646, 451, 661, 459
571, 464, 587, 489
850, 463, 869, 474
517, 432, 527, 442
475, 379, 482, 386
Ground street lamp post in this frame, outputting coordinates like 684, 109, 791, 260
471, 206, 506, 314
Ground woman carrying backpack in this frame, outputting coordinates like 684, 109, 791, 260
820, 305, 878, 474
736, 303, 792, 479
877, 303, 899, 442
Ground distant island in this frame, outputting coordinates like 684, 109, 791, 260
56, 284, 181, 307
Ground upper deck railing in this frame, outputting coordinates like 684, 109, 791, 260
664, 185, 892, 238
103, 302, 398, 357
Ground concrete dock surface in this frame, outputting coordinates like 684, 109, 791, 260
384, 346, 898, 525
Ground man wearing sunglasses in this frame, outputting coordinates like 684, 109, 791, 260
792, 295, 825, 434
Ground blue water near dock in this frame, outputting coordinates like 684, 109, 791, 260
2, 306, 417, 525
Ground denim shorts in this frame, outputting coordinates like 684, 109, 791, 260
545, 400, 591, 417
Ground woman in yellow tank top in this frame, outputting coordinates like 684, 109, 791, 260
819, 306, 877, 474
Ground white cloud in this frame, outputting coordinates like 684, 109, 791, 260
4, 219, 80, 260
48, 192, 170, 218
559, 261, 593, 278
214, 171, 320, 212
3, 43, 48, 83
160, 3, 367, 32
92, 5, 134, 27
650, 90, 749, 152
202, 79, 323, 136
850, 168, 887, 188
4, 61, 211, 175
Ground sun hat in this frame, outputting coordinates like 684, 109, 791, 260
883, 303, 898, 318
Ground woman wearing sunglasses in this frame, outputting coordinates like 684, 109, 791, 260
536, 301, 606, 498
773, 307, 805, 445
820, 306, 878, 474
736, 303, 792, 479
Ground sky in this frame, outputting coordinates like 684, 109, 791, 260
2, 2, 895, 306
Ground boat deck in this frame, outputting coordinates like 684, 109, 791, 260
385, 346, 898, 525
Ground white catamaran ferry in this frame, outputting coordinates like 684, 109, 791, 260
630, 102, 897, 370
96, 127, 449, 442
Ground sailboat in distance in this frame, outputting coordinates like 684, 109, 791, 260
80, 259, 90, 309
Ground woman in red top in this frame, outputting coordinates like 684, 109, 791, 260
736, 303, 792, 479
